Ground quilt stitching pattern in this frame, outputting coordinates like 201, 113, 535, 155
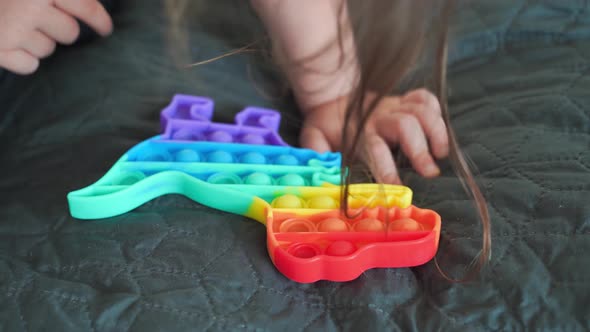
1, 1, 590, 330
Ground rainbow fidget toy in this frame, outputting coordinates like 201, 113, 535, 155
67, 94, 442, 283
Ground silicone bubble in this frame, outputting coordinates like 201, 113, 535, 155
317, 218, 349, 232
175, 149, 201, 162
279, 218, 316, 233
171, 128, 194, 140
353, 218, 385, 232
244, 172, 273, 186
307, 196, 338, 209
240, 152, 267, 164
141, 151, 172, 162
325, 241, 356, 256
209, 130, 234, 143
207, 150, 234, 163
240, 134, 266, 145
287, 243, 321, 259
207, 173, 242, 185
347, 196, 366, 209
277, 174, 306, 186
388, 218, 424, 232
275, 154, 299, 166
272, 194, 305, 209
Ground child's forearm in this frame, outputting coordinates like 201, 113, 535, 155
251, 0, 359, 112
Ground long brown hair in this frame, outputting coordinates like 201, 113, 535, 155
165, 0, 491, 281
339, 0, 491, 281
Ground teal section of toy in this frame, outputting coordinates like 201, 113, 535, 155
68, 165, 261, 220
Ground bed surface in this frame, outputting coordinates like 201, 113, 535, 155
1, 1, 589, 330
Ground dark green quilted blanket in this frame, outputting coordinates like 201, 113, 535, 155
1, 1, 588, 330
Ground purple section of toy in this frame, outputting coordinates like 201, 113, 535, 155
160, 94, 288, 146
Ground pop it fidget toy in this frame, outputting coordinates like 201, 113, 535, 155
67, 94, 442, 283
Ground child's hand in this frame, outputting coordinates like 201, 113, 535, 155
0, 0, 113, 75
300, 89, 449, 184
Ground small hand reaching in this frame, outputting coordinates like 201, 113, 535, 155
300, 89, 449, 184
0, 0, 113, 75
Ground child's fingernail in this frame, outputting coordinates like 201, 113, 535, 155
424, 164, 440, 177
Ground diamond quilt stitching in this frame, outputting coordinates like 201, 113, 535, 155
2, 1, 590, 330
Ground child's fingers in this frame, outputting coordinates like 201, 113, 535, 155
399, 89, 449, 159
397, 101, 449, 159
22, 31, 56, 58
0, 49, 40, 75
401, 89, 441, 116
396, 115, 440, 178
363, 134, 401, 184
55, 0, 114, 37
377, 112, 440, 178
38, 6, 80, 44
300, 125, 332, 153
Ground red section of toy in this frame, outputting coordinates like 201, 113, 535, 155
266, 205, 441, 283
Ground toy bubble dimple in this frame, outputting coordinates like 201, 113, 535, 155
175, 149, 201, 162
275, 154, 299, 166
244, 172, 273, 185
207, 150, 234, 163
240, 134, 266, 145
67, 94, 442, 284
240, 152, 267, 164
141, 151, 171, 162
272, 194, 305, 209
326, 241, 356, 257
388, 218, 424, 232
277, 174, 306, 186
307, 196, 338, 209
354, 218, 385, 232
209, 130, 234, 143
317, 218, 349, 232
347, 195, 366, 209
207, 173, 242, 185
172, 128, 194, 140
288, 243, 321, 259
279, 218, 316, 233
